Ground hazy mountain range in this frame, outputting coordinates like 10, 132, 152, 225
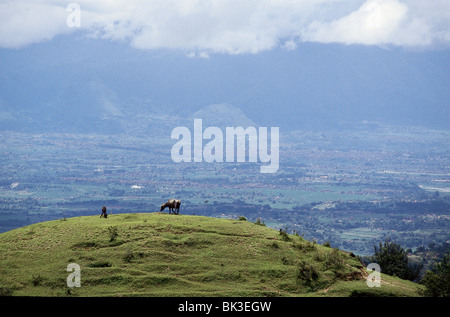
0, 35, 449, 135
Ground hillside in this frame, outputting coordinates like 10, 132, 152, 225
0, 213, 422, 297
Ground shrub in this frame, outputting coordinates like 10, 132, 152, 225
255, 218, 265, 226
313, 251, 325, 262
307, 241, 316, 251
123, 248, 134, 263
31, 274, 44, 286
279, 227, 291, 241
293, 240, 316, 252
238, 216, 247, 221
325, 248, 345, 270
297, 261, 319, 283
0, 287, 14, 296
108, 226, 119, 242
281, 256, 293, 265
270, 242, 279, 249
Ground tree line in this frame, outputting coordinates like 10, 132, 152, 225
361, 239, 449, 297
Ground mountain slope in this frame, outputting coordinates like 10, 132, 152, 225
192, 103, 258, 128
1, 39, 449, 134
0, 213, 422, 297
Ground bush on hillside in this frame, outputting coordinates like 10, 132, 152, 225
420, 251, 450, 297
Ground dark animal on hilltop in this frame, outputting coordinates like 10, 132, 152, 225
160, 199, 181, 214
100, 206, 107, 218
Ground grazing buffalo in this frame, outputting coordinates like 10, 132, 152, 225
160, 199, 181, 214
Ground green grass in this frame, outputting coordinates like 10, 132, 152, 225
0, 213, 423, 297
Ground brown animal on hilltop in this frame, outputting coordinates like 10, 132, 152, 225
174, 199, 181, 214
160, 199, 181, 214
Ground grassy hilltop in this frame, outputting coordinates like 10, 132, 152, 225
0, 213, 422, 297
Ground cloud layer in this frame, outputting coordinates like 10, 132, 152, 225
1, 0, 449, 53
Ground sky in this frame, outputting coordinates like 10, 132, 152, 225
1, 0, 450, 54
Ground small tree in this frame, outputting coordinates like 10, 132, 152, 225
421, 251, 450, 297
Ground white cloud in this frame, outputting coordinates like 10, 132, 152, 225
303, 0, 408, 45
282, 39, 298, 51
302, 0, 450, 47
0, 1, 69, 48
187, 51, 210, 59
0, 0, 449, 52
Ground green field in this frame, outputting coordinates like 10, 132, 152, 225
0, 213, 422, 297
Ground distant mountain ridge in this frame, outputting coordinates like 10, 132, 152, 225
191, 103, 258, 128
0, 78, 260, 135
1, 37, 449, 134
